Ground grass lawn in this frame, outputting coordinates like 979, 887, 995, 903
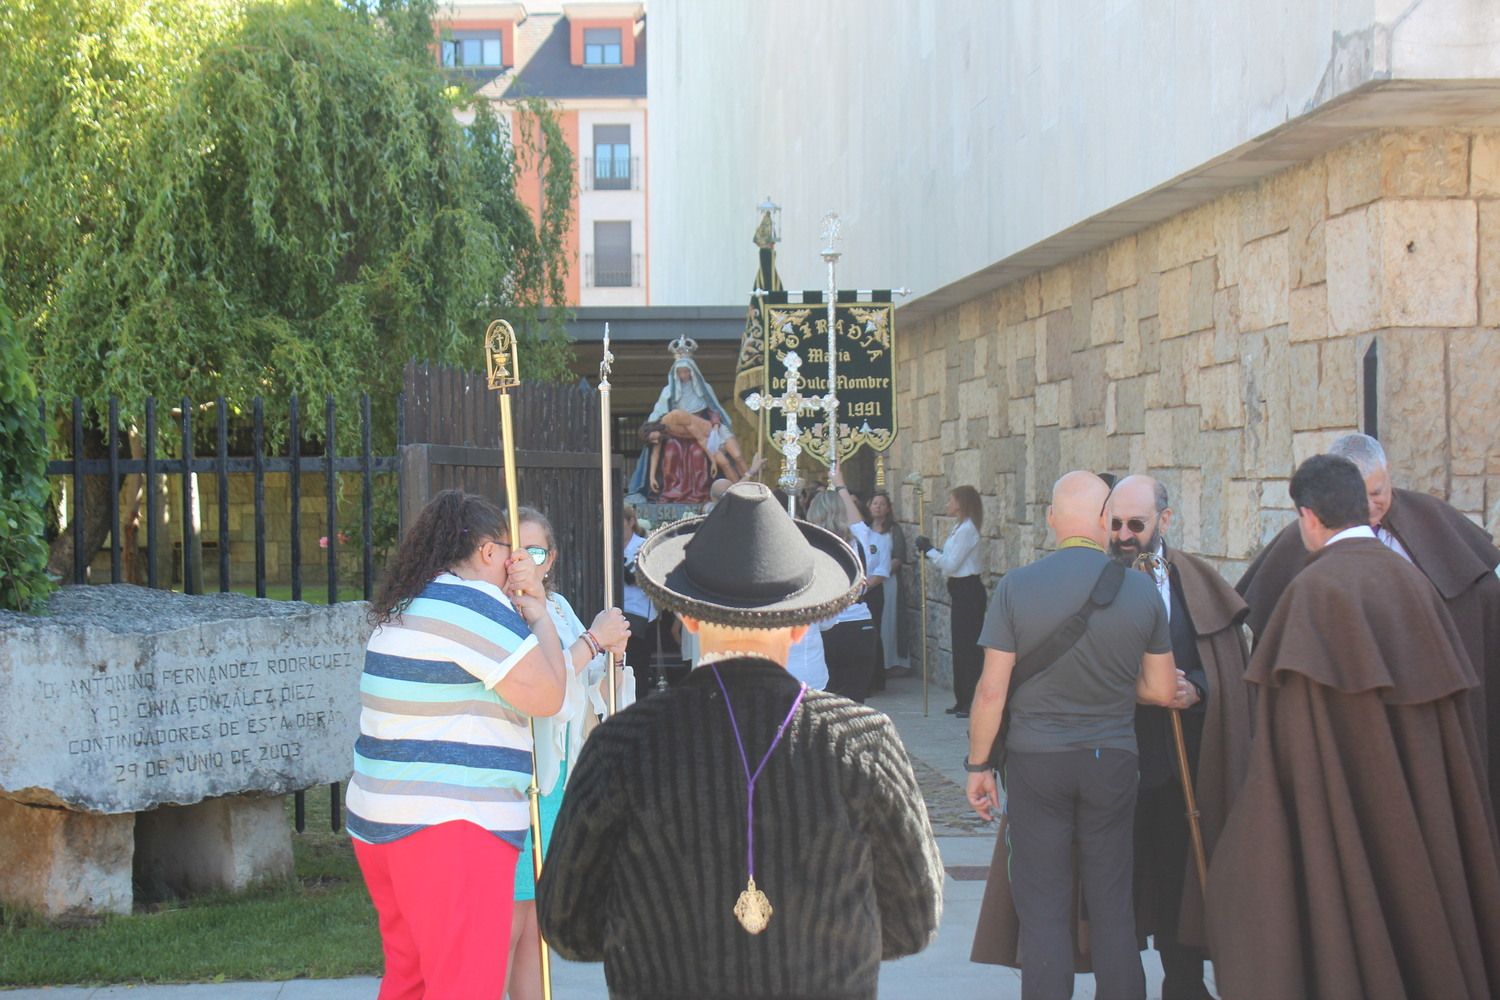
0, 793, 381, 987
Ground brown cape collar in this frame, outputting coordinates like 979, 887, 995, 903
1164, 545, 1249, 636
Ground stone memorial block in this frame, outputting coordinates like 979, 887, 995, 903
0, 586, 370, 918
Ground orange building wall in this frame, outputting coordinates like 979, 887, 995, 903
514, 108, 582, 305
568, 19, 639, 66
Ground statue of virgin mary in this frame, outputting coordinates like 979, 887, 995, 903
627, 340, 749, 503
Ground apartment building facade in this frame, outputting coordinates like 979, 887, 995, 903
441, 1, 648, 307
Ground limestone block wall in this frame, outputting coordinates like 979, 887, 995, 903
893, 127, 1500, 689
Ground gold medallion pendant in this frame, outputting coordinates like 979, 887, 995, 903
733, 876, 773, 934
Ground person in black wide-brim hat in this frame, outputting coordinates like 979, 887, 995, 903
536, 482, 944, 1000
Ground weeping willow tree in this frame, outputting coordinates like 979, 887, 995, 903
0, 0, 576, 575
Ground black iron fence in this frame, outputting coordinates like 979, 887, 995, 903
43, 392, 401, 832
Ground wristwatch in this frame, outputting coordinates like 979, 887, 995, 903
962, 757, 991, 773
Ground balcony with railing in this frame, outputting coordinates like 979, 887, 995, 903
583, 155, 641, 192
585, 252, 642, 288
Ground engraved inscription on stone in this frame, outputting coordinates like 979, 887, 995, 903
0, 588, 370, 814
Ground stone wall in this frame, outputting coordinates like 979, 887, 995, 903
893, 128, 1500, 688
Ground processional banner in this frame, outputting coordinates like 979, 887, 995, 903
733, 241, 783, 424
760, 290, 897, 467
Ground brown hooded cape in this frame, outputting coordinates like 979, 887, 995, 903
1236, 488, 1500, 807
970, 549, 1254, 967
1208, 537, 1500, 1000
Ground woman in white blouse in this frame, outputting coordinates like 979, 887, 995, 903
915, 485, 985, 718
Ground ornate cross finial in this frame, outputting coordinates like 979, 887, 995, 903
668, 335, 699, 360
746, 351, 831, 504
819, 212, 842, 261
600, 322, 614, 388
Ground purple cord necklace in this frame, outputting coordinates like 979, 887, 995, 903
710, 664, 808, 935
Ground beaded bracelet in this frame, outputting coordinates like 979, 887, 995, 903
582, 630, 603, 657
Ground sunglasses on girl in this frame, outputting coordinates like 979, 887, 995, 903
493, 542, 550, 565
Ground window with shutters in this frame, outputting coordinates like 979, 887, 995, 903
583, 27, 622, 65
441, 31, 504, 69
593, 222, 632, 287
593, 125, 631, 190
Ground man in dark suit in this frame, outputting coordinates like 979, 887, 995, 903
1108, 475, 1252, 1000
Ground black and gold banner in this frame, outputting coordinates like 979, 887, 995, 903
732, 229, 783, 425
762, 290, 897, 466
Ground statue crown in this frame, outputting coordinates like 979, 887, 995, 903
669, 336, 699, 360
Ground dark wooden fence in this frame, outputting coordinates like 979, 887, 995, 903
400, 361, 623, 620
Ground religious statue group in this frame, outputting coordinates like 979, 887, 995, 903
628, 338, 753, 506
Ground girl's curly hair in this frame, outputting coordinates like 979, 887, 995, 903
370, 490, 506, 625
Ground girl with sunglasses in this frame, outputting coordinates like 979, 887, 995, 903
507, 506, 632, 1000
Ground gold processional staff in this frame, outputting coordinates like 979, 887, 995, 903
484, 319, 552, 1000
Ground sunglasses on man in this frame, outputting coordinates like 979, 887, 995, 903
1110, 516, 1151, 534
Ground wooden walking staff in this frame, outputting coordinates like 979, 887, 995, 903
1172, 709, 1210, 898
598, 324, 618, 715
483, 319, 553, 1000
1130, 553, 1210, 900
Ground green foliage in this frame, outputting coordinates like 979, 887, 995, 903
0, 0, 576, 453
0, 305, 52, 611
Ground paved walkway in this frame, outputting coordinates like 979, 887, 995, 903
3, 676, 1210, 999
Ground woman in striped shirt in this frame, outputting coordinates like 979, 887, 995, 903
347, 489, 567, 999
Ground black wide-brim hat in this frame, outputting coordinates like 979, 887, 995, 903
634, 482, 864, 628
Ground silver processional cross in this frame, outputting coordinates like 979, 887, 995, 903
745, 351, 834, 517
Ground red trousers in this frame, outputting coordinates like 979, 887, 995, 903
354, 821, 520, 1000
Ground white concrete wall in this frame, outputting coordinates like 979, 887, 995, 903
647, 0, 1500, 305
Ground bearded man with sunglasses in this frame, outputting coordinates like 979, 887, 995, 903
1107, 475, 1252, 1000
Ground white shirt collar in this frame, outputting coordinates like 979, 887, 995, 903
1326, 524, 1377, 546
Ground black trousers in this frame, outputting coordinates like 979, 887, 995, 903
947, 575, 985, 710
1134, 781, 1207, 988
823, 618, 877, 703
1006, 749, 1144, 1000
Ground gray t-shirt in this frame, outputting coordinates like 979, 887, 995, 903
979, 547, 1171, 754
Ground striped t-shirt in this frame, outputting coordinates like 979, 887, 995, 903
347, 573, 540, 848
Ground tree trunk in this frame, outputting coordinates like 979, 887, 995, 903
46, 420, 119, 583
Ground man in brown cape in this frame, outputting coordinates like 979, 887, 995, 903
1236, 432, 1500, 806
1107, 475, 1251, 1000
1208, 454, 1500, 1000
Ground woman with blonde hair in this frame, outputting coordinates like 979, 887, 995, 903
915, 485, 985, 718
